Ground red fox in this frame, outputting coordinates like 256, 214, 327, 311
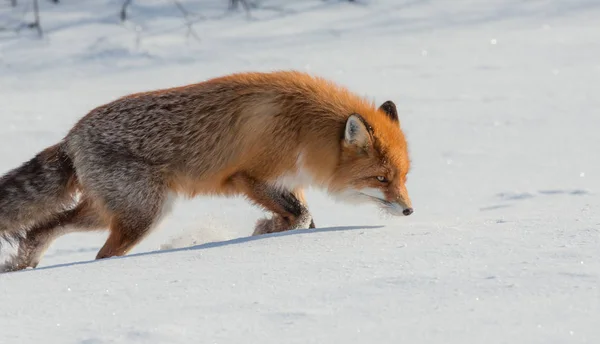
0, 70, 413, 272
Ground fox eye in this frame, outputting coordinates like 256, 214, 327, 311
376, 176, 388, 183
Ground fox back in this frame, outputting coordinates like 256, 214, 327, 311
66, 71, 412, 205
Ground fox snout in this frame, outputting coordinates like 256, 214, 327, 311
392, 199, 413, 216
381, 198, 413, 217
388, 184, 413, 216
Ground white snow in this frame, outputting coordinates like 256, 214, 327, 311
1, 0, 599, 343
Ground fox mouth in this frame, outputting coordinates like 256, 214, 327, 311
360, 192, 394, 208
367, 195, 395, 209
361, 193, 410, 217
364, 194, 391, 206
331, 189, 412, 216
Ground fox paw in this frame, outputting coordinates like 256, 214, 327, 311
252, 215, 288, 236
252, 213, 315, 236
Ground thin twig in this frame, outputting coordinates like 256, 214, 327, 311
229, 0, 252, 18
172, 0, 200, 42
14, 1, 30, 33
240, 0, 252, 13
30, 0, 42, 37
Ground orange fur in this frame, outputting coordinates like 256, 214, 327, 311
135, 70, 412, 202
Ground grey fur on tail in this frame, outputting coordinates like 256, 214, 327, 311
0, 143, 78, 246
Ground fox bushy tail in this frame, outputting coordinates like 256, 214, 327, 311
0, 143, 78, 242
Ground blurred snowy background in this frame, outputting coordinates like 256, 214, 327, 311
1, 1, 599, 343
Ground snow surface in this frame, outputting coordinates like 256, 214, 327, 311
1, 0, 599, 343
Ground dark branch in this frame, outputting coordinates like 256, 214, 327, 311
30, 0, 43, 37
120, 0, 132, 22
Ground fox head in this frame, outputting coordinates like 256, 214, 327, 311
329, 100, 413, 217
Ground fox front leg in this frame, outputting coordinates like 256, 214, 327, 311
227, 173, 315, 236
251, 187, 316, 236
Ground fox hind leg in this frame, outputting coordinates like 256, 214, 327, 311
93, 179, 169, 260
3, 197, 107, 272
95, 208, 164, 259
72, 152, 171, 260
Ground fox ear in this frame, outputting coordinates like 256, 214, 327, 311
379, 100, 398, 122
344, 114, 372, 148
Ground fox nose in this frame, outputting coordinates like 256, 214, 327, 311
403, 208, 413, 216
